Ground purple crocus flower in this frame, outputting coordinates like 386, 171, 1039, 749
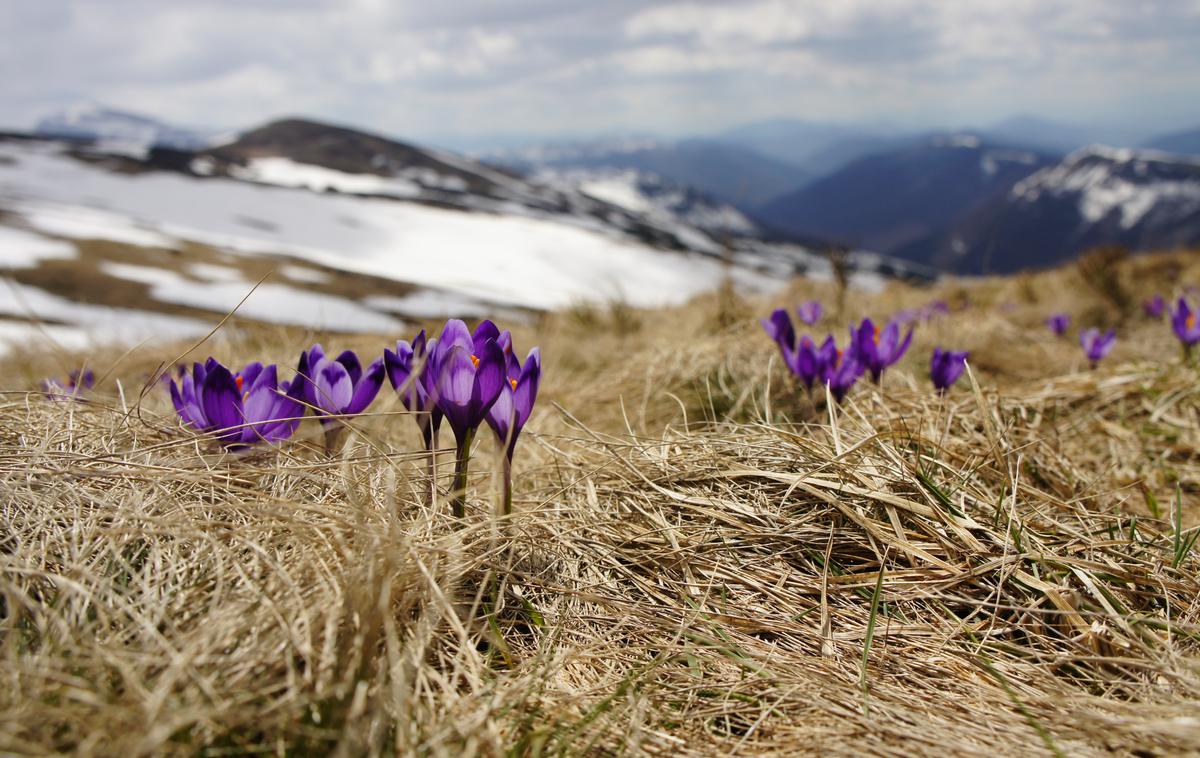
851, 318, 913, 383
427, 319, 506, 517
930, 348, 969, 394
41, 368, 94, 400
1144, 295, 1166, 319
429, 319, 507, 444
1171, 297, 1200, 352
788, 335, 836, 390
384, 329, 442, 447
168, 358, 303, 448
796, 301, 823, 326
1046, 313, 1070, 336
823, 346, 864, 403
295, 344, 386, 426
1080, 328, 1116, 367
761, 308, 796, 356
486, 338, 541, 461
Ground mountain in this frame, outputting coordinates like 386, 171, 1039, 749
713, 119, 914, 178
482, 137, 806, 208
1142, 126, 1200, 156
756, 134, 1056, 255
894, 146, 1200, 274
34, 104, 215, 152
532, 166, 761, 239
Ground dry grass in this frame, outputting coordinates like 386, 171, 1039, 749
2, 251, 1200, 756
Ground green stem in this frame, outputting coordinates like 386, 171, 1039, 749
501, 453, 513, 519
426, 424, 439, 509
450, 427, 474, 519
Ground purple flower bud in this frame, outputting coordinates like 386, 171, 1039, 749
1171, 297, 1200, 347
486, 344, 541, 460
1079, 328, 1116, 366
1143, 295, 1165, 319
930, 348, 969, 393
1046, 313, 1070, 336
761, 308, 796, 354
796, 301, 823, 326
384, 330, 443, 446
41, 368, 95, 401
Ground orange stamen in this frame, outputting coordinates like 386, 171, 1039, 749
1189, 314, 1196, 330
873, 325, 881, 344
509, 377, 518, 390
470, 354, 480, 368
235, 375, 244, 391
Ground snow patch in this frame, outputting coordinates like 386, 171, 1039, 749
17, 202, 180, 249
0, 225, 76, 268
230, 157, 422, 198
97, 262, 404, 332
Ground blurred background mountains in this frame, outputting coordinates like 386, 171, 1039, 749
14, 101, 1200, 279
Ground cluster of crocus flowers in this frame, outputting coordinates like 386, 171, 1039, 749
41, 369, 94, 401
1046, 313, 1071, 336
930, 348, 969, 394
763, 310, 916, 401
165, 318, 540, 520
1079, 328, 1116, 368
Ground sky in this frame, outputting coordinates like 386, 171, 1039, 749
4, 0, 1200, 148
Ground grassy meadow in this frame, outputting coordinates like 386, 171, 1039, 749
3, 248, 1200, 756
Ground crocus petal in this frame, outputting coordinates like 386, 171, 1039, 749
335, 350, 363, 386
200, 363, 243, 438
438, 319, 473, 354
472, 320, 501, 354
313, 359, 353, 415
346, 357, 385, 415
761, 309, 796, 352
513, 348, 541, 428
471, 339, 507, 423
486, 382, 515, 446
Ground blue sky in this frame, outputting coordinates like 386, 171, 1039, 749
4, 0, 1200, 146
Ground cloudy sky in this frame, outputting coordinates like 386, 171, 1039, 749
4, 0, 1200, 147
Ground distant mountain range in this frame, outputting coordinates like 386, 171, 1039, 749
756, 135, 1057, 256
896, 146, 1200, 273
20, 103, 1200, 280
1143, 127, 1200, 157
480, 138, 805, 208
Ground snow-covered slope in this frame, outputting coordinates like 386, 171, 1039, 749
0, 116, 925, 354
533, 167, 759, 239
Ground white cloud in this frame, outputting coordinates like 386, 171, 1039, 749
0, 1, 1198, 141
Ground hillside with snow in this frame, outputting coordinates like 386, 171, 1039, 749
0, 116, 926, 354
895, 146, 1200, 272
756, 134, 1055, 255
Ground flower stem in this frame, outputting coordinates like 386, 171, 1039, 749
323, 423, 346, 456
450, 427, 474, 519
424, 424, 439, 506
501, 453, 513, 519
